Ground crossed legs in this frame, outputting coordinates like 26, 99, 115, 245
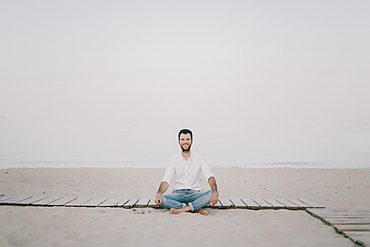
161, 190, 212, 215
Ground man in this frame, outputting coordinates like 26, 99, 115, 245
155, 129, 219, 215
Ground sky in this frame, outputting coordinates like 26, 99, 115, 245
1, 0, 369, 120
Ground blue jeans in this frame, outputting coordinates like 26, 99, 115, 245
160, 189, 212, 212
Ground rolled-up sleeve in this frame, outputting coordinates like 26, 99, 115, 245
162, 160, 175, 185
200, 157, 214, 181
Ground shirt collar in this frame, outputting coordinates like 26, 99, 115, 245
179, 152, 192, 161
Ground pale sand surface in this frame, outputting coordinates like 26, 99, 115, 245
1, 167, 369, 246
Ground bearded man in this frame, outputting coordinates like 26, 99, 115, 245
154, 129, 219, 215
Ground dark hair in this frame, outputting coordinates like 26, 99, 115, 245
178, 129, 193, 140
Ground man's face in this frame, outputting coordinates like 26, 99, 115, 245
179, 133, 192, 152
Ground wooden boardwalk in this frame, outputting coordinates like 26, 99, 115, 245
0, 194, 323, 210
307, 208, 370, 247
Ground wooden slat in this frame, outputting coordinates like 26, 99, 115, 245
0, 195, 23, 203
82, 198, 108, 207
0, 195, 15, 204
135, 198, 150, 208
334, 225, 370, 232
31, 196, 64, 206
147, 199, 159, 208
326, 219, 370, 226
116, 199, 130, 207
323, 215, 370, 220
0, 195, 33, 204
241, 198, 260, 210
263, 198, 286, 210
64, 198, 92, 207
123, 199, 138, 208
343, 231, 370, 237
9, 195, 34, 203
47, 197, 77, 206
253, 198, 273, 209
314, 208, 370, 213
230, 198, 247, 209
98, 198, 123, 207
307, 211, 370, 217
215, 198, 233, 208
275, 199, 299, 210
16, 196, 49, 205
298, 198, 325, 208
287, 198, 311, 209
219, 198, 233, 208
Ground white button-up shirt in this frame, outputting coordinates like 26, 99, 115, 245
162, 153, 215, 191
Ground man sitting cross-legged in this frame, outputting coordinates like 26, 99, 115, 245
154, 129, 219, 215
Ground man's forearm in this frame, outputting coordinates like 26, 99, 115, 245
208, 176, 219, 206
156, 181, 169, 195
208, 177, 218, 191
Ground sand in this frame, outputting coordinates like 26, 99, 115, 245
1, 167, 369, 246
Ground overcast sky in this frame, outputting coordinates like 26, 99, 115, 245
1, 0, 369, 120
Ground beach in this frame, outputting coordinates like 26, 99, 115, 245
1, 167, 369, 246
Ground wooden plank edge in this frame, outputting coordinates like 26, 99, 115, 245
147, 199, 160, 208
219, 198, 233, 209
334, 225, 370, 233
263, 199, 286, 210
0, 195, 34, 205
252, 198, 273, 209
16, 196, 50, 206
275, 199, 299, 210
241, 199, 260, 210
328, 221, 370, 226
343, 231, 370, 237
47, 197, 78, 206
116, 199, 130, 207
99, 198, 128, 207
31, 196, 65, 206
308, 212, 370, 217
0, 195, 28, 203
135, 199, 151, 208
123, 199, 139, 208
64, 198, 93, 207
229, 198, 247, 209
309, 208, 370, 213
286, 198, 311, 209
82, 198, 109, 207
298, 198, 325, 208
207, 201, 222, 209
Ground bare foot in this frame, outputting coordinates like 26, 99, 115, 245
195, 209, 209, 215
170, 208, 181, 214
169, 206, 191, 214
169, 207, 208, 215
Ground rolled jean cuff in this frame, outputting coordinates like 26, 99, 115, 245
188, 202, 194, 212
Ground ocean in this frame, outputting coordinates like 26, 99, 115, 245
1, 117, 369, 169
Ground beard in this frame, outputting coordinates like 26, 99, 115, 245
181, 144, 192, 152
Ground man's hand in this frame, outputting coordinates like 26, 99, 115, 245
210, 191, 219, 206
155, 181, 169, 205
155, 194, 162, 205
